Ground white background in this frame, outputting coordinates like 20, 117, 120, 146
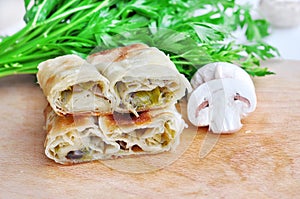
0, 0, 299, 60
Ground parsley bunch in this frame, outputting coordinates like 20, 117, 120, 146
0, 0, 279, 79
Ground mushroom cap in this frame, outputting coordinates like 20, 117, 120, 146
187, 78, 257, 133
190, 62, 254, 90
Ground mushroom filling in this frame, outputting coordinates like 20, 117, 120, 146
51, 128, 118, 161
58, 81, 109, 112
66, 150, 86, 160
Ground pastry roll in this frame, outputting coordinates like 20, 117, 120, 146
99, 106, 186, 155
88, 44, 191, 116
44, 106, 120, 164
37, 55, 112, 116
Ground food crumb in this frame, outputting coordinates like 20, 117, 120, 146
245, 130, 252, 134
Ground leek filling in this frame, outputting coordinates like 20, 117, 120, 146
145, 121, 175, 147
58, 81, 107, 112
110, 120, 175, 152
130, 87, 173, 110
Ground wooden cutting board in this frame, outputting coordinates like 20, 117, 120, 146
0, 60, 299, 198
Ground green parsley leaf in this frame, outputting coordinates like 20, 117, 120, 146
0, 0, 279, 79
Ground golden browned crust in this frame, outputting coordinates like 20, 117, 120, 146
44, 105, 96, 135
104, 111, 152, 126
88, 43, 149, 63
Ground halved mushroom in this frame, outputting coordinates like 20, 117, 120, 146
188, 78, 256, 134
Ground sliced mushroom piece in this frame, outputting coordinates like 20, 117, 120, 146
187, 78, 257, 133
66, 150, 85, 160
190, 62, 254, 90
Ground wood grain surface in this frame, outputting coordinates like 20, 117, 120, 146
0, 60, 299, 198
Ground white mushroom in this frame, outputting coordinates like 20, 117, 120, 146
187, 62, 257, 134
